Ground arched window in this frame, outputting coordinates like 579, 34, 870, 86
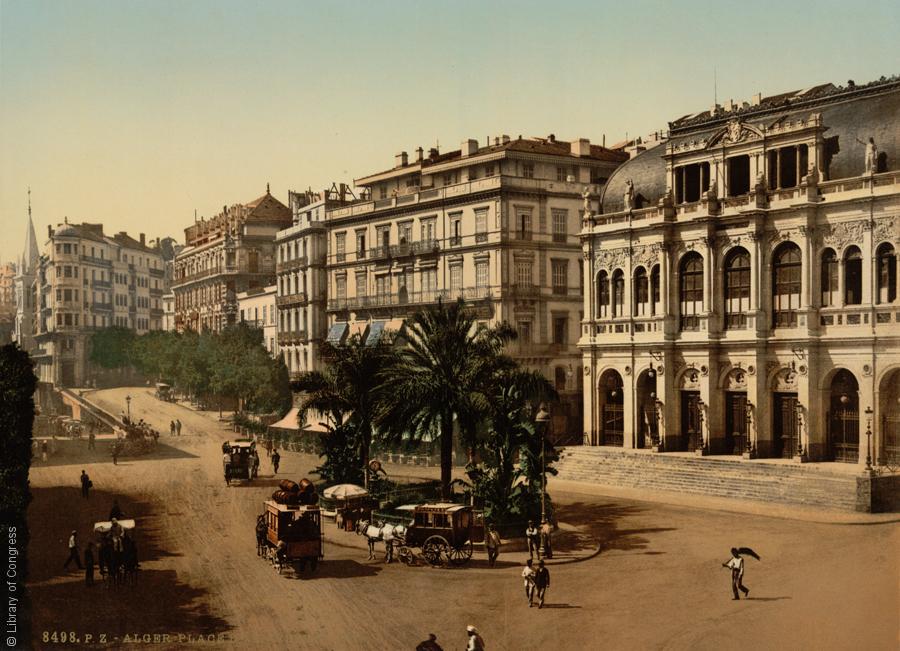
877, 243, 897, 304
724, 248, 750, 329
773, 242, 801, 327
821, 248, 838, 307
679, 253, 703, 331
597, 271, 609, 318
612, 269, 625, 317
650, 265, 661, 314
634, 267, 649, 316
844, 246, 862, 305
772, 242, 801, 328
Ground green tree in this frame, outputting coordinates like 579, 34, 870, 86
89, 326, 137, 369
466, 369, 558, 524
378, 299, 516, 500
0, 344, 38, 648
293, 335, 396, 486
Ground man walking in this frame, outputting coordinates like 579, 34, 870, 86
485, 524, 501, 567
522, 559, 536, 606
723, 547, 752, 600
271, 449, 280, 474
63, 531, 83, 571
170, 420, 176, 436
525, 520, 539, 560
80, 470, 91, 499
534, 559, 550, 608
415, 633, 443, 651
465, 625, 485, 651
84, 542, 95, 586
175, 419, 182, 436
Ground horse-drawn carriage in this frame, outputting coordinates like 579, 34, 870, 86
223, 439, 259, 485
154, 382, 176, 402
394, 503, 484, 567
93, 518, 138, 587
257, 479, 323, 574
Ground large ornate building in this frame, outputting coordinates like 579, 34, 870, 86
325, 136, 627, 438
580, 77, 900, 467
171, 187, 292, 333
276, 186, 351, 377
29, 221, 168, 387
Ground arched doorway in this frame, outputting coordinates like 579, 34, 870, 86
723, 369, 749, 455
636, 368, 658, 449
598, 369, 624, 446
678, 368, 702, 452
828, 369, 859, 463
771, 367, 799, 459
879, 369, 900, 466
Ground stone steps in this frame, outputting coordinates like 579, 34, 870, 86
554, 447, 861, 510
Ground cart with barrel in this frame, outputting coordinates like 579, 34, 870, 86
259, 479, 323, 573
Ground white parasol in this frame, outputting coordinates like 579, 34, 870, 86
93, 519, 136, 533
322, 484, 369, 500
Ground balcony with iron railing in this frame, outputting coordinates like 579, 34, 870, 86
277, 330, 308, 345
91, 279, 111, 289
276, 256, 308, 273
92, 301, 113, 312
149, 287, 164, 297
327, 285, 497, 311
276, 292, 308, 307
80, 254, 112, 267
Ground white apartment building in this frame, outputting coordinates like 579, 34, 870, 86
238, 284, 278, 357
325, 135, 627, 439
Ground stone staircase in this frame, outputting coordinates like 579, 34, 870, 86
554, 446, 865, 511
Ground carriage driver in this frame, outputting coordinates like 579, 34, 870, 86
223, 450, 232, 481
109, 517, 124, 553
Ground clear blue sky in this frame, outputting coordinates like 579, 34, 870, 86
1, 0, 898, 261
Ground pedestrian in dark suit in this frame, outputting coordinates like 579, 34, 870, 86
80, 470, 91, 498
534, 559, 550, 608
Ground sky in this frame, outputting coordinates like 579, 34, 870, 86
1, 0, 898, 262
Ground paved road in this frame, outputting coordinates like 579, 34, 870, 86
27, 387, 899, 650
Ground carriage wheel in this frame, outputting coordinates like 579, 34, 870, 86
422, 535, 450, 567
448, 539, 474, 566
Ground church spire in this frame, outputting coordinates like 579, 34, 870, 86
21, 188, 39, 275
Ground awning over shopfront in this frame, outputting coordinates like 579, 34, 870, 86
365, 321, 386, 346
325, 322, 348, 345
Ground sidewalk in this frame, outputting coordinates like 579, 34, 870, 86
548, 476, 900, 525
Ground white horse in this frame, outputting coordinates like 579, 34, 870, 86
356, 520, 406, 560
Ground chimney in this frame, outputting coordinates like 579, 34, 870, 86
139, 233, 146, 246
429, 147, 439, 160
415, 147, 424, 162
724, 99, 736, 112
548, 134, 556, 143
751, 92, 762, 107
339, 183, 347, 201
395, 151, 408, 167
494, 137, 500, 146
461, 139, 478, 157
571, 138, 591, 157
501, 134, 511, 144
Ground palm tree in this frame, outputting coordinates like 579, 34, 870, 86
378, 299, 516, 499
292, 335, 396, 486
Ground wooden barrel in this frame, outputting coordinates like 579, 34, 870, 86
279, 479, 300, 493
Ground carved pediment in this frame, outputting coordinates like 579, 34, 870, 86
706, 120, 764, 148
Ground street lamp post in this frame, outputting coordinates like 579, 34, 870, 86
125, 394, 132, 422
535, 403, 551, 557
865, 406, 874, 472
745, 400, 754, 456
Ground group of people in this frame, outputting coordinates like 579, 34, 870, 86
524, 519, 553, 560
521, 559, 551, 608
63, 499, 138, 587
415, 626, 485, 651
168, 419, 183, 436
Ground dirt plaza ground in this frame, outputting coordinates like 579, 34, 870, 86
26, 387, 899, 651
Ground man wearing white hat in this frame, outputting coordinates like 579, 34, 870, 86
465, 625, 484, 651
